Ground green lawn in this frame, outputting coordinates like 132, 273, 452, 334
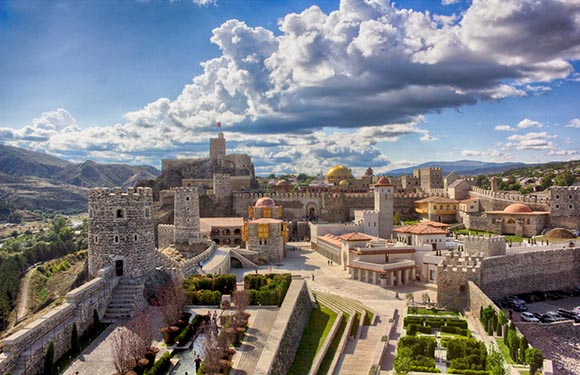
495, 338, 516, 365
454, 229, 526, 243
408, 307, 460, 316
288, 306, 338, 375
317, 313, 348, 375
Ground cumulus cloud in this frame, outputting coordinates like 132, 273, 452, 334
2, 0, 580, 172
495, 118, 543, 131
505, 132, 557, 151
546, 149, 578, 156
565, 118, 580, 128
442, 0, 461, 5
192, 0, 217, 5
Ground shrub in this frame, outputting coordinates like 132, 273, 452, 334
426, 318, 445, 328
404, 316, 424, 327
145, 352, 172, 375
410, 366, 441, 373
446, 319, 468, 329
447, 370, 491, 375
441, 326, 470, 336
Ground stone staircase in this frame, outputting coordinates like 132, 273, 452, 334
311, 291, 379, 375
102, 279, 144, 322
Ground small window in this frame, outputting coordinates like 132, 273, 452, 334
569, 204, 574, 209
186, 196, 190, 201
145, 207, 151, 218
569, 195, 573, 199
374, 222, 376, 227
116, 208, 125, 219
556, 204, 560, 209
94, 235, 99, 244
556, 195, 560, 199
114, 235, 119, 243
134, 234, 138, 242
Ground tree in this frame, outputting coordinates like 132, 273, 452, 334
486, 348, 508, 375
111, 326, 133, 375
555, 170, 575, 186
421, 292, 431, 307
519, 336, 529, 364
71, 322, 80, 355
405, 293, 415, 308
43, 341, 54, 375
296, 173, 309, 182
507, 329, 519, 363
540, 173, 554, 190
393, 211, 401, 225
526, 347, 544, 375
157, 280, 186, 327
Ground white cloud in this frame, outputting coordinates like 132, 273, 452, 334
192, 0, 217, 5
565, 118, 580, 128
495, 125, 516, 132
546, 149, 578, 156
505, 132, 557, 151
2, 0, 580, 172
442, 0, 460, 5
517, 118, 543, 129
461, 149, 506, 158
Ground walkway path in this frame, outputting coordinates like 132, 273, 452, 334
15, 267, 34, 323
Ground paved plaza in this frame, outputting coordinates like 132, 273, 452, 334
63, 243, 438, 375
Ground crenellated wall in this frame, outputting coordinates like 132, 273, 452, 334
0, 266, 118, 375
469, 186, 550, 211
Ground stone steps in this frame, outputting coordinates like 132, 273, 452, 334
103, 281, 144, 322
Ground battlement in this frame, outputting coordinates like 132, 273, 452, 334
551, 186, 580, 192
440, 251, 483, 269
89, 187, 153, 200
463, 234, 506, 257
171, 187, 200, 193
470, 186, 550, 205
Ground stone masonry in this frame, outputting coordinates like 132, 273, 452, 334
88, 187, 156, 279
173, 187, 200, 245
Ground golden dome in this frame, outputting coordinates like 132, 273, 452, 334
326, 165, 353, 178
339, 180, 350, 186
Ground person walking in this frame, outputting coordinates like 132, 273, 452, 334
195, 354, 202, 372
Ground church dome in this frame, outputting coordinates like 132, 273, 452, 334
327, 165, 353, 179
503, 203, 532, 213
276, 180, 290, 187
255, 197, 276, 207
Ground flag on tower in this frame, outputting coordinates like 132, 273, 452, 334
216, 121, 222, 128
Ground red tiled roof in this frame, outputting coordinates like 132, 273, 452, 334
394, 222, 448, 235
319, 234, 343, 248
375, 176, 394, 186
338, 232, 374, 241
350, 248, 416, 255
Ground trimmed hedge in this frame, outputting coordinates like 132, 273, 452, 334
446, 319, 468, 329
404, 316, 424, 327
426, 318, 444, 329
244, 273, 292, 306
411, 366, 441, 373
145, 352, 172, 375
441, 326, 470, 336
448, 370, 491, 375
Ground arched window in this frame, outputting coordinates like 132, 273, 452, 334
134, 234, 138, 242
145, 207, 151, 218
114, 235, 119, 243
116, 208, 125, 219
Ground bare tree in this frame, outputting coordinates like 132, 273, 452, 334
127, 307, 155, 356
111, 326, 134, 375
157, 280, 186, 327
232, 290, 250, 327
201, 329, 222, 375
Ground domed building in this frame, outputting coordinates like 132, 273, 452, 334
325, 165, 354, 185
482, 203, 550, 237
243, 197, 288, 263
273, 179, 292, 192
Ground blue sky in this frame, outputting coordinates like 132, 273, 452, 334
1, 0, 579, 175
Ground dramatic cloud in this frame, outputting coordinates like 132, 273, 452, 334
2, 0, 580, 172
565, 118, 580, 128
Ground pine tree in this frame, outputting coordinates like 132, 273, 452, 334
43, 341, 54, 375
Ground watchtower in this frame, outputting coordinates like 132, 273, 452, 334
210, 132, 226, 165
374, 177, 394, 239
88, 187, 155, 279
173, 187, 201, 245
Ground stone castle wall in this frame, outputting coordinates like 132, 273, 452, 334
436, 252, 482, 311
0, 266, 117, 375
550, 186, 580, 230
464, 235, 506, 257
88, 187, 156, 279
254, 279, 314, 375
173, 188, 200, 244
479, 246, 580, 300
469, 186, 550, 212
157, 224, 174, 250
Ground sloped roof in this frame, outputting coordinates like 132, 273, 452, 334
247, 218, 283, 224
415, 196, 459, 204
394, 222, 448, 235
200, 217, 244, 232
337, 232, 374, 241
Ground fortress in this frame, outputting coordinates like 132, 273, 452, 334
1, 133, 579, 375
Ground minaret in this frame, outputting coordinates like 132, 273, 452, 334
374, 176, 394, 239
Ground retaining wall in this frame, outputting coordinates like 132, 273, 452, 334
254, 279, 314, 375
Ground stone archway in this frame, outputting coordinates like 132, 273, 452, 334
502, 217, 516, 235
305, 202, 318, 219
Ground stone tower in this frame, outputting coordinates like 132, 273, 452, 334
243, 197, 288, 263
213, 173, 232, 198
210, 132, 226, 165
88, 187, 155, 279
374, 176, 394, 239
173, 187, 200, 245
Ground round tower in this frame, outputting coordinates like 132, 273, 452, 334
374, 176, 394, 239
88, 187, 155, 279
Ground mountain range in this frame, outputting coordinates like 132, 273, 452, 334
0, 144, 160, 212
386, 160, 529, 176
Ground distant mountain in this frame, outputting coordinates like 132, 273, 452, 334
56, 160, 161, 188
386, 160, 529, 176
0, 144, 160, 212
0, 144, 72, 178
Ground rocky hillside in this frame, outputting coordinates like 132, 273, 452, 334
0, 145, 160, 212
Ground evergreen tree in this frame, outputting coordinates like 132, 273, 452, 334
526, 348, 544, 375
71, 322, 80, 355
43, 341, 54, 375
519, 336, 529, 364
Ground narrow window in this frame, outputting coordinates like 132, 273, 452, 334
114, 235, 119, 243
145, 207, 151, 218
94, 235, 99, 244
116, 209, 125, 219
186, 196, 190, 201
134, 234, 138, 242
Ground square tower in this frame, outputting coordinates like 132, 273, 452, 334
374, 177, 394, 239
